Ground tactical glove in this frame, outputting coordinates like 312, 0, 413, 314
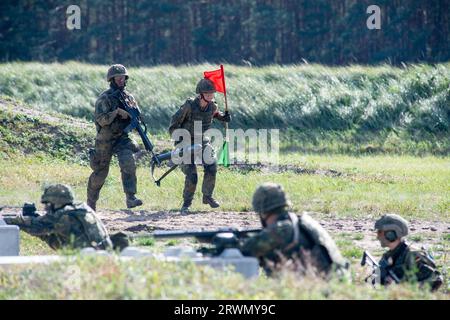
117, 108, 130, 119
223, 111, 231, 123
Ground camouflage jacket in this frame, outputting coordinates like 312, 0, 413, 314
380, 241, 443, 290
94, 85, 140, 141
4, 203, 112, 250
168, 97, 227, 143
240, 212, 348, 277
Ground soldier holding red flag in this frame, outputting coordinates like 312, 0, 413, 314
169, 69, 231, 215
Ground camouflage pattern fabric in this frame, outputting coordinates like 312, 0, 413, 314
169, 97, 227, 203
106, 64, 128, 82
169, 97, 227, 141
180, 152, 217, 203
380, 241, 443, 291
87, 85, 140, 205
4, 203, 113, 250
240, 212, 348, 277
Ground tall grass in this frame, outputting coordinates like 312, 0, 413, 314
0, 255, 447, 299
0, 62, 448, 154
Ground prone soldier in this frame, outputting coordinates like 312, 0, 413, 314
240, 182, 349, 278
2, 184, 128, 251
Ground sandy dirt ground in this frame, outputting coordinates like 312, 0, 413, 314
96, 209, 449, 253
1, 207, 447, 257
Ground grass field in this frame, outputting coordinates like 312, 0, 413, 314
1, 254, 447, 300
0, 155, 448, 219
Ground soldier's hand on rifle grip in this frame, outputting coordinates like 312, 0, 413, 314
117, 108, 130, 119
223, 110, 231, 123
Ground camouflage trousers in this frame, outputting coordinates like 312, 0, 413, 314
87, 135, 139, 204
180, 142, 217, 204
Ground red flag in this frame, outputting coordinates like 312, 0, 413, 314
203, 64, 226, 95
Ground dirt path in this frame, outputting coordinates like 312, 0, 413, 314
2, 207, 447, 254
97, 209, 449, 253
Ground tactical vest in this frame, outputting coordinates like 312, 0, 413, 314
95, 88, 134, 139
65, 203, 113, 250
180, 98, 215, 142
380, 242, 443, 289
288, 212, 349, 271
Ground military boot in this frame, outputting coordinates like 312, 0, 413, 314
126, 194, 143, 209
203, 195, 220, 208
180, 199, 192, 215
87, 199, 96, 211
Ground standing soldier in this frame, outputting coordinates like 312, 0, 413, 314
240, 182, 349, 278
2, 184, 115, 251
169, 78, 231, 215
374, 214, 443, 291
87, 64, 143, 211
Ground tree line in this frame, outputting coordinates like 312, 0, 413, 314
0, 0, 448, 65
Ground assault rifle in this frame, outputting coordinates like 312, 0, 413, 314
361, 250, 400, 285
0, 202, 39, 218
150, 144, 202, 186
114, 90, 202, 186
132, 227, 262, 255
114, 90, 159, 161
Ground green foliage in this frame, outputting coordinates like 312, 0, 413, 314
352, 233, 364, 241
0, 256, 447, 299
410, 235, 423, 242
342, 247, 364, 260
0, 95, 95, 161
134, 238, 155, 247
0, 62, 449, 155
1, 154, 448, 220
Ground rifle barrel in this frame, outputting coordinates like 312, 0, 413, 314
132, 228, 261, 240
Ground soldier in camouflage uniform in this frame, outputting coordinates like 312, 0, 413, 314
3, 184, 114, 250
374, 214, 443, 291
87, 64, 143, 211
169, 78, 231, 215
240, 182, 349, 278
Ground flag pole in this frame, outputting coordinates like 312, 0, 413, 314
220, 64, 229, 143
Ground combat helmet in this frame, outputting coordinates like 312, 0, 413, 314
374, 214, 409, 240
41, 184, 75, 209
196, 78, 216, 94
107, 64, 129, 82
252, 182, 291, 218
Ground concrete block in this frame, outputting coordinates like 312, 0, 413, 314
161, 247, 260, 278
195, 249, 260, 279
120, 246, 154, 258
0, 225, 20, 256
